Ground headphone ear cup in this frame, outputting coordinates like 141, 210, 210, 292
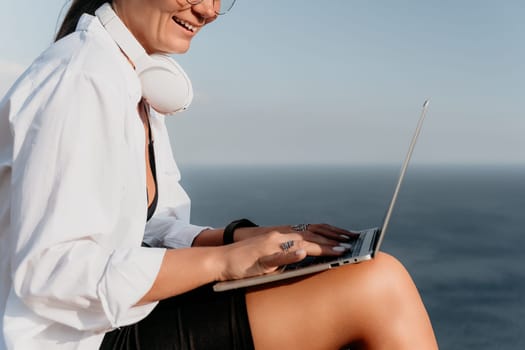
139, 54, 193, 114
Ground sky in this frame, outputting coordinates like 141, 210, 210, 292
1, 0, 524, 166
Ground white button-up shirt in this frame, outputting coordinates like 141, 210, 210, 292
0, 14, 207, 349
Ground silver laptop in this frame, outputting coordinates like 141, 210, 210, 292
214, 100, 430, 292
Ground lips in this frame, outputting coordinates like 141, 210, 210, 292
172, 16, 197, 32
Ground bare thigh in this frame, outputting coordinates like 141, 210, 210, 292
245, 252, 437, 350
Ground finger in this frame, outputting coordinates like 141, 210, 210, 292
309, 223, 358, 237
258, 249, 307, 271
280, 230, 353, 253
301, 231, 341, 246
302, 241, 353, 257
307, 223, 360, 241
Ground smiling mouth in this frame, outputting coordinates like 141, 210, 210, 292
173, 17, 196, 32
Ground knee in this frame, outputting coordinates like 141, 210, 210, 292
361, 252, 421, 309
369, 252, 414, 289
334, 252, 416, 303
371, 252, 410, 279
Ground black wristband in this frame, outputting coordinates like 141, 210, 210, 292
223, 218, 258, 245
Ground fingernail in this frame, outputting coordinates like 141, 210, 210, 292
339, 243, 352, 249
332, 246, 346, 252
340, 234, 351, 240
295, 249, 306, 256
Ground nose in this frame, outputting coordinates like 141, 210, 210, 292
192, 0, 217, 21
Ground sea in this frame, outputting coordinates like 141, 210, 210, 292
179, 164, 525, 350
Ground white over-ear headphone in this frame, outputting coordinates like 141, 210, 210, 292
95, 3, 193, 115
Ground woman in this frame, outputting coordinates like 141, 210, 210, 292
0, 0, 438, 349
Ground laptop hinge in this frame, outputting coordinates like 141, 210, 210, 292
370, 229, 382, 258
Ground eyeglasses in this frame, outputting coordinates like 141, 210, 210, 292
186, 0, 237, 16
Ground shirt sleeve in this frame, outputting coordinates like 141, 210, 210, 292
8, 68, 165, 332
143, 211, 210, 248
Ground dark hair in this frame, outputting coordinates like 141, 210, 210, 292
55, 0, 110, 41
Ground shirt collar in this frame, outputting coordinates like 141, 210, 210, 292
76, 13, 142, 104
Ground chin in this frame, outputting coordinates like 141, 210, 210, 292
174, 45, 190, 54
164, 42, 191, 55
146, 37, 192, 55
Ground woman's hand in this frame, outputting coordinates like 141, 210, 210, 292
284, 223, 360, 255
218, 231, 308, 281
234, 223, 359, 257
217, 225, 357, 281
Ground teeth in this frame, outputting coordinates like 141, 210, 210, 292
174, 17, 195, 32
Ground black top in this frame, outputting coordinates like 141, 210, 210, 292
146, 114, 158, 222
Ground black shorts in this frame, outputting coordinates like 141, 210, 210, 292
100, 284, 254, 350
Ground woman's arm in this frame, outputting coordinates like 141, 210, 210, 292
140, 223, 357, 304
191, 226, 290, 246
139, 231, 309, 304
137, 246, 226, 303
